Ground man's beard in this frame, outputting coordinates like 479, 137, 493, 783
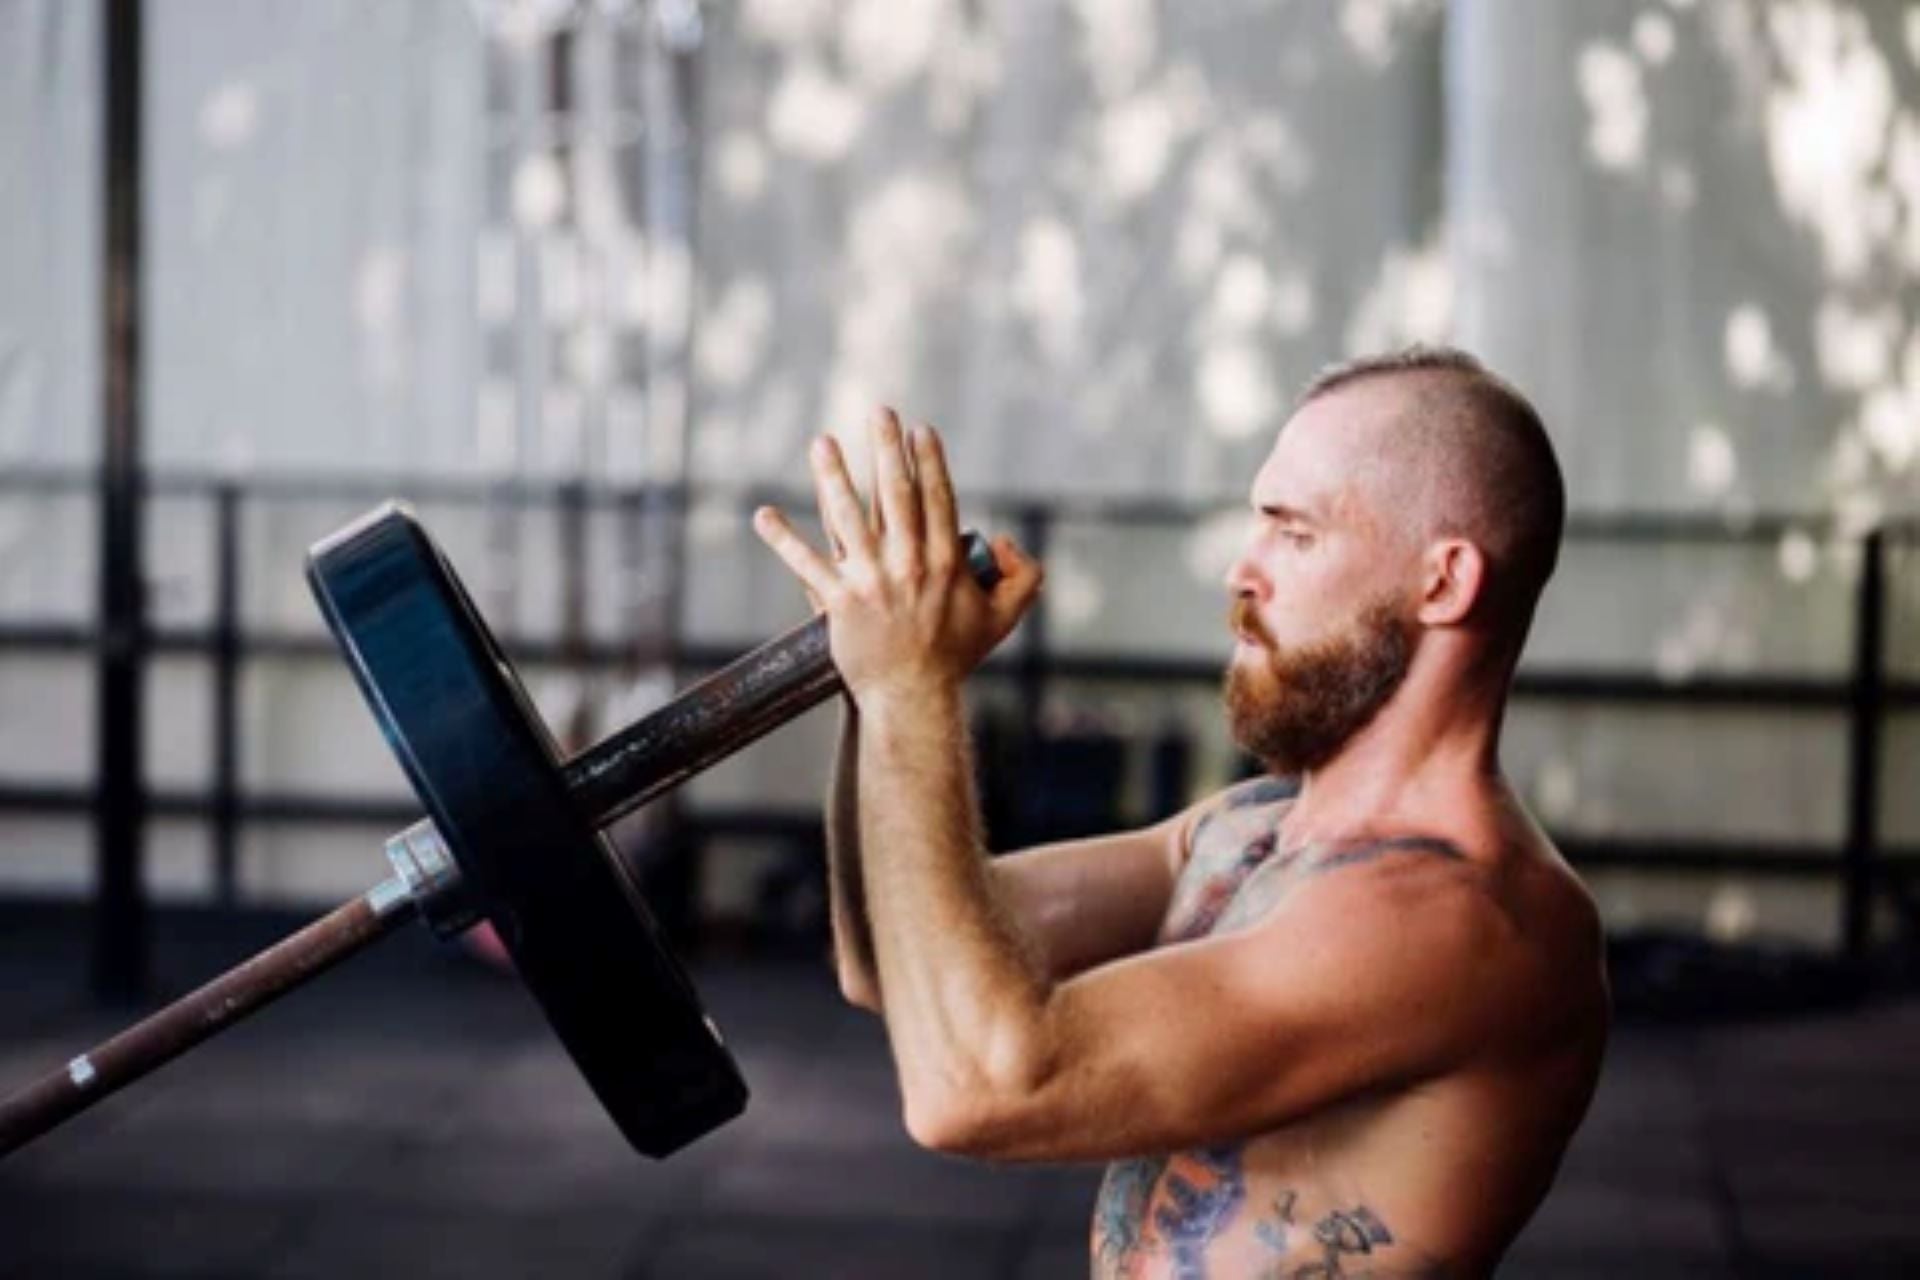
1224, 596, 1414, 775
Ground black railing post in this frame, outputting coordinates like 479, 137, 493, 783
93, 0, 147, 1002
1843, 527, 1886, 963
211, 483, 241, 906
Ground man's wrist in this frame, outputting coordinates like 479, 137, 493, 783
852, 675, 965, 726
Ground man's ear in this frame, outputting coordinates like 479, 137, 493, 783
1417, 539, 1486, 627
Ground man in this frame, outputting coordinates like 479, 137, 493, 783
752, 346, 1609, 1279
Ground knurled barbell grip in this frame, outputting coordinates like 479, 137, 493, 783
563, 530, 1004, 829
0, 880, 419, 1157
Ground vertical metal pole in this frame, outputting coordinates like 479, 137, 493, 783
645, 0, 701, 611
1843, 528, 1886, 963
634, 1, 701, 944
211, 483, 240, 906
549, 26, 592, 749
650, 9, 698, 675
94, 0, 147, 1001
557, 478, 594, 745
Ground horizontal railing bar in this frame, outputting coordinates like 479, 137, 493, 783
2, 782, 1916, 880
6, 466, 1920, 542
9, 624, 1920, 708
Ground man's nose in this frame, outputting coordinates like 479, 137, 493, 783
1223, 552, 1267, 601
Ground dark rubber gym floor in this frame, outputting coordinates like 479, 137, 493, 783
0, 904, 1915, 1278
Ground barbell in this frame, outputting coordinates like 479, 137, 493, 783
0, 503, 1001, 1159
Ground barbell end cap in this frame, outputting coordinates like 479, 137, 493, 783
959, 529, 1001, 590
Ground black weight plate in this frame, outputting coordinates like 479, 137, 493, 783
306, 504, 747, 1157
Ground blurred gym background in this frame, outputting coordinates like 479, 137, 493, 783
1, 0, 1917, 1275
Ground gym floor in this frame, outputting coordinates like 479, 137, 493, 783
0, 904, 1915, 1279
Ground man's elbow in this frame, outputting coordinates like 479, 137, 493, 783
903, 1083, 1004, 1156
902, 1029, 1056, 1157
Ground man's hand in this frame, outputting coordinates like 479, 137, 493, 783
752, 407, 1042, 707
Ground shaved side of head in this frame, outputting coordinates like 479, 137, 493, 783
1299, 346, 1565, 654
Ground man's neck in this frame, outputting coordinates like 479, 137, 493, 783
1282, 667, 1509, 845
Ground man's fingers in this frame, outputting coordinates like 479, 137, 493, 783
871, 407, 924, 554
863, 421, 886, 537
811, 436, 877, 566
987, 533, 1044, 628
912, 424, 960, 561
753, 505, 840, 601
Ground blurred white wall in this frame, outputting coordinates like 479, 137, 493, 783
146, 0, 487, 475
0, 0, 98, 472
689, 0, 1446, 499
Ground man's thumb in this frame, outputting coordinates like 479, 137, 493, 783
991, 534, 1043, 607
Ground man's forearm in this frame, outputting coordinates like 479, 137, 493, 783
826, 701, 882, 1004
856, 682, 1052, 1117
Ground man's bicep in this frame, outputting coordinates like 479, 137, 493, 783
988, 816, 1186, 981
986, 778, 1287, 982
967, 874, 1509, 1162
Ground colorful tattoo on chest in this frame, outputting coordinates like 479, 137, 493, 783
1230, 775, 1303, 808
1095, 1154, 1168, 1274
1097, 1160, 1408, 1280
1096, 1146, 1249, 1279
1189, 776, 1301, 848
1155, 1145, 1248, 1279
1174, 824, 1468, 942
1170, 831, 1283, 942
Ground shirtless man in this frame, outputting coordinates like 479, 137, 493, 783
752, 346, 1610, 1278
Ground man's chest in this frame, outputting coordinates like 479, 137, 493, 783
1158, 805, 1307, 943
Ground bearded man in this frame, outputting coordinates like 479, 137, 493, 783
753, 345, 1610, 1279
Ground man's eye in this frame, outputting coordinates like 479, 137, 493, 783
1281, 529, 1313, 546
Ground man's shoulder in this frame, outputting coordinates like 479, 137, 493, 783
1289, 831, 1503, 939
1363, 827, 1609, 1046
1300, 809, 1587, 923
1270, 839, 1605, 1071
1278, 826, 1580, 984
